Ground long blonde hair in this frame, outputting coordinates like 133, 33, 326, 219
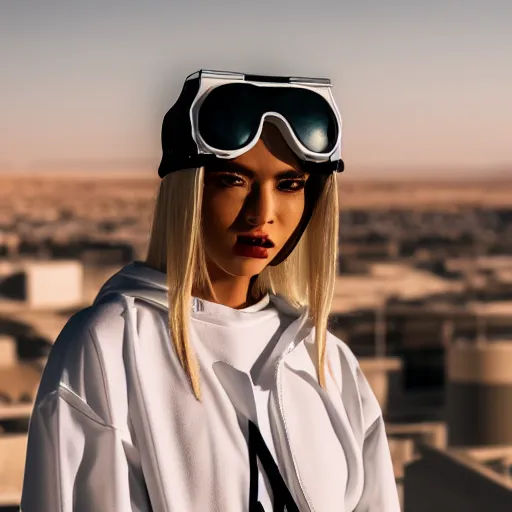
145, 166, 339, 402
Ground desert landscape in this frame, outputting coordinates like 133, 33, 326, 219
2, 171, 511, 209
1, 170, 511, 510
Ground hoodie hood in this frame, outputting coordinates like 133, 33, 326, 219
93, 260, 306, 318
94, 260, 170, 310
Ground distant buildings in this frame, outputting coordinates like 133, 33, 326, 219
0, 175, 511, 509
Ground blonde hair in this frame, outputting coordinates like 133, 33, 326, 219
145, 166, 339, 402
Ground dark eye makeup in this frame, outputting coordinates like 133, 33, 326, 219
214, 172, 307, 192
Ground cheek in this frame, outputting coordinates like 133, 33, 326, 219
284, 195, 306, 228
201, 194, 240, 240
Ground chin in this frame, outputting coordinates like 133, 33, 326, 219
206, 247, 276, 278
227, 258, 270, 276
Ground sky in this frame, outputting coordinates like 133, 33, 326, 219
1, 0, 511, 175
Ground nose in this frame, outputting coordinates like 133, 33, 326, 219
244, 183, 275, 226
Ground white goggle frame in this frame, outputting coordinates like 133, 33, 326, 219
186, 69, 343, 164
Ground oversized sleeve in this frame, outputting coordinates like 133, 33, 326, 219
21, 387, 151, 512
20, 304, 152, 512
353, 365, 402, 512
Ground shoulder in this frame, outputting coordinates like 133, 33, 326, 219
35, 294, 131, 424
42, 294, 129, 380
325, 329, 360, 375
325, 330, 383, 433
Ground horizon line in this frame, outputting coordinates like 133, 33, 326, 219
0, 159, 510, 171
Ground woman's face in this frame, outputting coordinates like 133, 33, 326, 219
201, 124, 309, 280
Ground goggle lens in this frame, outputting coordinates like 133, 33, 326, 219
198, 83, 338, 155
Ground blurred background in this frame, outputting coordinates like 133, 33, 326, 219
1, 1, 511, 510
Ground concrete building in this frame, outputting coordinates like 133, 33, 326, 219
446, 339, 512, 447
404, 443, 512, 511
0, 335, 40, 508
0, 259, 83, 309
0, 335, 40, 407
0, 434, 26, 510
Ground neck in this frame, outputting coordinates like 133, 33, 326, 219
194, 274, 260, 310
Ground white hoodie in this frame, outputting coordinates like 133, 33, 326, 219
21, 261, 401, 511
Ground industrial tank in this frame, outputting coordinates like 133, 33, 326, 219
446, 340, 512, 446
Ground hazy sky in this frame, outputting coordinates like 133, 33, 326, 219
2, 0, 511, 174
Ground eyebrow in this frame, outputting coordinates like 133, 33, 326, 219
220, 161, 308, 179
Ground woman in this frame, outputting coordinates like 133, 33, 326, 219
21, 69, 400, 511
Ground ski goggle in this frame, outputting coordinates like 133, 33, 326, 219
158, 69, 344, 178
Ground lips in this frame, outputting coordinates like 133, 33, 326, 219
236, 235, 274, 248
